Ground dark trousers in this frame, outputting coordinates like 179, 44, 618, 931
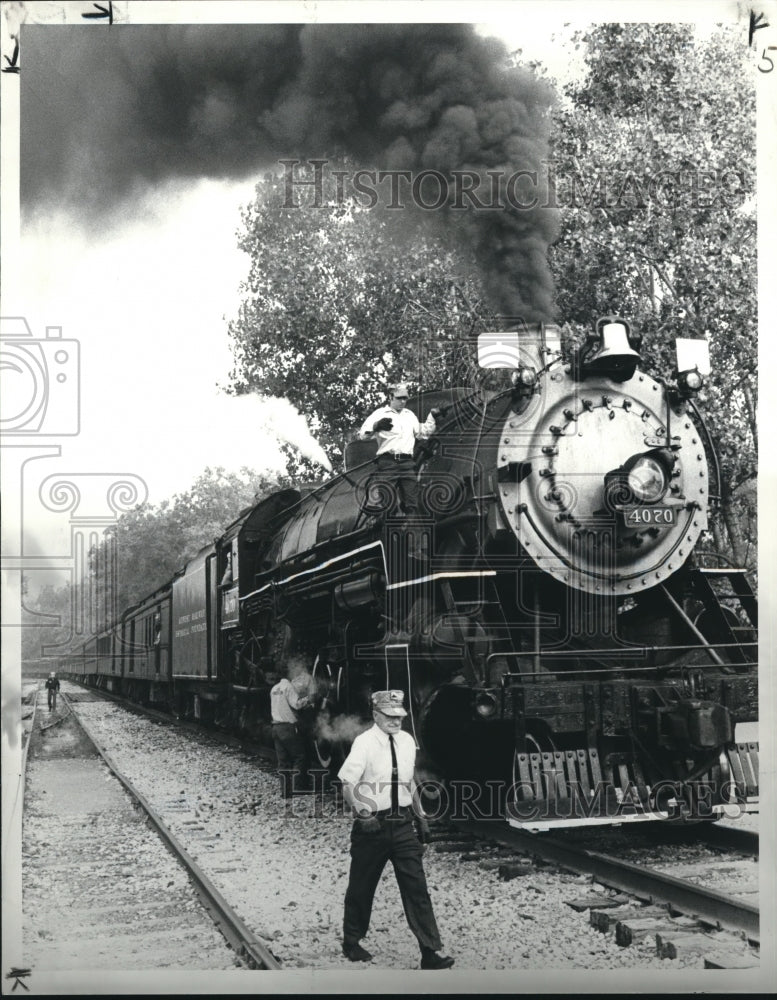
47, 689, 57, 711
343, 813, 442, 952
372, 455, 419, 516
272, 722, 307, 798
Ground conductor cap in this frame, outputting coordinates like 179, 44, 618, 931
371, 689, 407, 717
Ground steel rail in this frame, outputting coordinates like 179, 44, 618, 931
17, 683, 41, 835
21, 683, 40, 775
61, 693, 282, 970
458, 818, 759, 943
695, 822, 759, 857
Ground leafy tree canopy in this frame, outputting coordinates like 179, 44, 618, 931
549, 22, 756, 566
227, 169, 493, 463
23, 467, 284, 661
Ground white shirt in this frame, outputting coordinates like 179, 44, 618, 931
338, 724, 416, 812
358, 405, 436, 457
270, 677, 307, 724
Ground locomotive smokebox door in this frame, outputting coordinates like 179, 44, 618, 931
496, 363, 709, 596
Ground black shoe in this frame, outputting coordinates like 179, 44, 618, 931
343, 942, 372, 962
420, 951, 454, 970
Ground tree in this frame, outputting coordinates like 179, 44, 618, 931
549, 23, 756, 569
227, 168, 493, 465
22, 466, 286, 660
98, 466, 284, 613
22, 581, 75, 663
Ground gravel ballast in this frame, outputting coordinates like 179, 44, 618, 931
22, 691, 241, 973
63, 690, 729, 974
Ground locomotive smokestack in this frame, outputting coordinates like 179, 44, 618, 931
22, 23, 558, 318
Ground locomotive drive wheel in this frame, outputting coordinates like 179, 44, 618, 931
310, 655, 344, 772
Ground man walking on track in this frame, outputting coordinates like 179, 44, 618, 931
337, 689, 454, 970
45, 672, 60, 712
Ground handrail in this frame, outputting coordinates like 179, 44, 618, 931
485, 642, 757, 684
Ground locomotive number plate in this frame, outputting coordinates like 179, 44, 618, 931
626, 507, 676, 526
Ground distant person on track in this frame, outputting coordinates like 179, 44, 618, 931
337, 689, 454, 970
45, 672, 60, 712
271, 668, 313, 799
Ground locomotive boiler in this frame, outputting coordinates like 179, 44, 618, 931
59, 317, 758, 830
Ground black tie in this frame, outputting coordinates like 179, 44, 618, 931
389, 734, 399, 814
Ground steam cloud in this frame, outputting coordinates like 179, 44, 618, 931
22, 22, 558, 318
212, 393, 332, 472
282, 656, 369, 743
314, 709, 371, 746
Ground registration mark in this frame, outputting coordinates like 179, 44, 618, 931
626, 507, 676, 526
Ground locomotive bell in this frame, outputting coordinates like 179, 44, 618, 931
582, 319, 641, 382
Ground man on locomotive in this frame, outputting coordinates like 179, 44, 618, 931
338, 689, 454, 970
358, 382, 441, 518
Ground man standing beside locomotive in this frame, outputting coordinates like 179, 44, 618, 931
358, 383, 441, 518
271, 669, 313, 800
338, 689, 454, 970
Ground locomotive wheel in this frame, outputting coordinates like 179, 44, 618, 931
311, 654, 343, 771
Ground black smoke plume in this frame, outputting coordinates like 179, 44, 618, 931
22, 23, 558, 317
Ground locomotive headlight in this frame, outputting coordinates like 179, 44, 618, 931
674, 338, 710, 396
625, 455, 669, 503
511, 365, 537, 393
606, 449, 674, 509
677, 368, 704, 393
474, 691, 499, 718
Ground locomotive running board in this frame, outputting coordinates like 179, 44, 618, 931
506, 743, 759, 831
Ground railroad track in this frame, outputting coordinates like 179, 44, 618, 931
59, 693, 281, 970
22, 686, 280, 974
49, 679, 760, 971
424, 816, 759, 967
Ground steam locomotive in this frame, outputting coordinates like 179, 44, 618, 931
58, 318, 758, 829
